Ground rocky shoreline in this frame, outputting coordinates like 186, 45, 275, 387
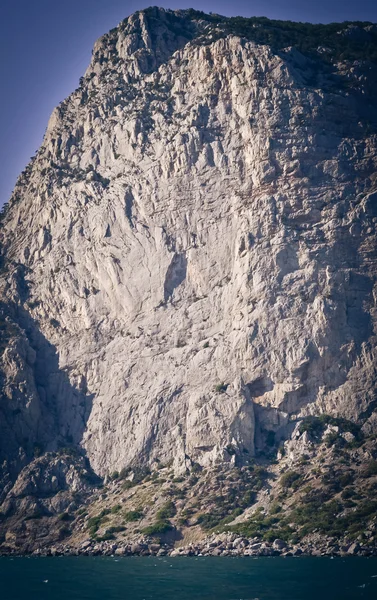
2, 533, 377, 558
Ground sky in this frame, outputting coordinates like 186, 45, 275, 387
1, 0, 377, 207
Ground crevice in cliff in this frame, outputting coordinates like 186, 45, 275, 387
125, 190, 134, 228
164, 253, 187, 302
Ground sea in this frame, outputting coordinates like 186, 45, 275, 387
1, 556, 377, 600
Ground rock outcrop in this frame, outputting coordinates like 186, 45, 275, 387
0, 8, 377, 547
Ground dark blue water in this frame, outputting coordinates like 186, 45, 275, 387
1, 556, 377, 600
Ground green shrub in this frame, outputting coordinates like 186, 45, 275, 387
59, 526, 71, 538
269, 502, 282, 515
191, 463, 202, 474
262, 530, 277, 543
96, 532, 115, 541
197, 506, 243, 531
87, 508, 111, 534
124, 510, 143, 522
299, 415, 362, 440
76, 508, 87, 516
106, 525, 126, 534
197, 512, 230, 530
280, 471, 302, 489
362, 460, 377, 478
142, 520, 173, 536
322, 470, 342, 491
239, 490, 256, 507
157, 501, 176, 520
343, 499, 356, 508
223, 511, 270, 538
341, 487, 356, 500
338, 472, 354, 487
58, 512, 71, 522
122, 480, 134, 491
254, 466, 267, 478
324, 432, 341, 447
215, 383, 228, 393
167, 486, 186, 499
131, 467, 151, 485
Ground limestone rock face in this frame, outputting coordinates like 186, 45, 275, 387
1, 8, 377, 482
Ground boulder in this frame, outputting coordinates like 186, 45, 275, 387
347, 543, 360, 555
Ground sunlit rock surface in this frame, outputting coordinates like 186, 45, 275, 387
0, 8, 376, 491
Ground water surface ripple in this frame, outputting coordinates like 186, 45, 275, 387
1, 556, 377, 600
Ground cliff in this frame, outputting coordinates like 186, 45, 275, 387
0, 7, 377, 554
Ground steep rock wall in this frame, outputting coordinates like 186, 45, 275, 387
0, 8, 377, 482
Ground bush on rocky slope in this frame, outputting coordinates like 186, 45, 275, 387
181, 9, 377, 63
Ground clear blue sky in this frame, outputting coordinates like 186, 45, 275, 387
1, 0, 377, 206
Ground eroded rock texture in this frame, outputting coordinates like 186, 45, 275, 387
1, 8, 377, 488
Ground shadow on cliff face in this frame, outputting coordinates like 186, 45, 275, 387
164, 253, 187, 302
0, 298, 94, 491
